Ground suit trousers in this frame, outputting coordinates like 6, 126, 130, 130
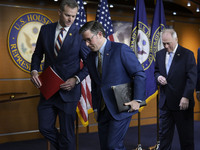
37, 93, 78, 150
159, 107, 194, 150
98, 107, 132, 150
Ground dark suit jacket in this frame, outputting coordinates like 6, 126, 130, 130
155, 45, 197, 110
31, 22, 89, 103
87, 40, 146, 121
196, 48, 200, 91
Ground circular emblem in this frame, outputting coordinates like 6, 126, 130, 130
8, 12, 53, 73
130, 22, 151, 70
150, 24, 165, 57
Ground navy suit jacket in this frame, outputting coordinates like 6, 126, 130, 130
155, 45, 197, 110
196, 48, 200, 91
87, 40, 146, 121
31, 22, 89, 103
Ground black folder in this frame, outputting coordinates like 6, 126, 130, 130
111, 82, 146, 112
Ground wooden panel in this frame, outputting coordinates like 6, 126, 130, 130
174, 22, 200, 60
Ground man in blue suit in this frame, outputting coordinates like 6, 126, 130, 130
79, 21, 146, 150
30, 0, 89, 150
155, 29, 197, 150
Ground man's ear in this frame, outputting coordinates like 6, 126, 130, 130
98, 31, 103, 38
58, 9, 61, 16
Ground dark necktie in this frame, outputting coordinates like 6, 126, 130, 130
98, 51, 102, 77
97, 51, 105, 111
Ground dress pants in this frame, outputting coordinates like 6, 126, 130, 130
159, 107, 194, 150
38, 93, 78, 150
98, 107, 132, 150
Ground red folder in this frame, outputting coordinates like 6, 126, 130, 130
39, 66, 64, 100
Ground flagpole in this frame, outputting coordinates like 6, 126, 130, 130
76, 113, 79, 150
148, 88, 160, 150
47, 141, 51, 150
156, 88, 160, 149
133, 111, 144, 150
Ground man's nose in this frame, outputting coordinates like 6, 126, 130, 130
164, 44, 168, 49
86, 41, 89, 46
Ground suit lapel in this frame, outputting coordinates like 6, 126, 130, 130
49, 23, 57, 59
161, 50, 167, 76
90, 52, 101, 84
168, 45, 181, 75
57, 24, 75, 57
62, 24, 74, 49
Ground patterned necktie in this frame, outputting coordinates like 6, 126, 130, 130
166, 52, 173, 74
55, 27, 65, 56
98, 51, 102, 77
97, 51, 105, 111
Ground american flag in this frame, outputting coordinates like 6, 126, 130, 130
75, 0, 93, 127
74, 0, 86, 27
96, 0, 115, 41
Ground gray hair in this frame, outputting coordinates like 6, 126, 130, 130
79, 21, 106, 37
59, 0, 78, 11
162, 28, 178, 39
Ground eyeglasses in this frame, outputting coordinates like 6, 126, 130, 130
84, 34, 96, 43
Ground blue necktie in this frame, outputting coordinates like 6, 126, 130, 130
166, 52, 173, 74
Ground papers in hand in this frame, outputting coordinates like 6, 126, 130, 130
39, 66, 64, 100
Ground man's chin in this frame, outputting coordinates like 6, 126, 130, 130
65, 23, 72, 27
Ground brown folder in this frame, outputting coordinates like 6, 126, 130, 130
39, 66, 64, 100
111, 82, 146, 112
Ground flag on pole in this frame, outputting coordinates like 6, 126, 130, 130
150, 0, 166, 56
95, 0, 115, 41
74, 0, 87, 28
130, 0, 157, 111
75, 0, 93, 127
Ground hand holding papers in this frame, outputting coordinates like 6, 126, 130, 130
39, 66, 64, 100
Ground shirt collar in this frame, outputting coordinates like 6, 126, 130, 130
57, 22, 70, 31
99, 39, 107, 55
172, 44, 178, 54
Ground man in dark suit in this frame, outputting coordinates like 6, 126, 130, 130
30, 0, 89, 149
79, 21, 146, 150
196, 48, 200, 101
155, 29, 197, 150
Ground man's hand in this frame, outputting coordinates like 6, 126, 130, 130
60, 77, 76, 91
157, 75, 167, 85
30, 70, 42, 88
179, 97, 189, 110
124, 100, 140, 112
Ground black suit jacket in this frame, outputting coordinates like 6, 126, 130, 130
155, 45, 197, 110
196, 48, 200, 91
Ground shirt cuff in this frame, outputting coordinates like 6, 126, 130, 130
31, 70, 38, 75
74, 75, 80, 84
135, 100, 142, 103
